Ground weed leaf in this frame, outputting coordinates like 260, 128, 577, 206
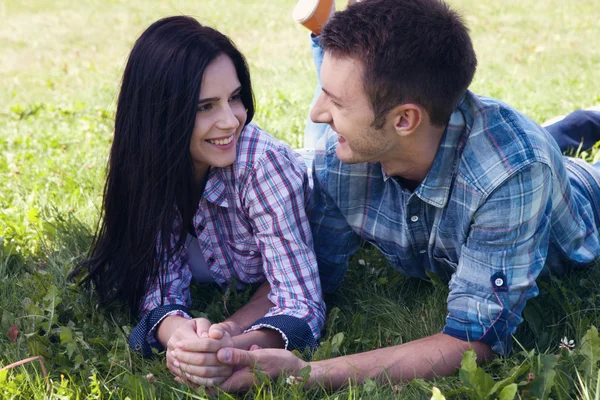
459, 349, 494, 399
530, 354, 557, 399
579, 326, 600, 377
498, 383, 517, 400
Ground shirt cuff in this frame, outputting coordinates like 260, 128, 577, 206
244, 315, 318, 353
443, 272, 516, 356
129, 304, 191, 357
443, 316, 512, 356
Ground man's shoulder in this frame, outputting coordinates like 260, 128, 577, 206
456, 93, 559, 195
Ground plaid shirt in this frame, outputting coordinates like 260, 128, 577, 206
309, 90, 600, 355
130, 123, 325, 356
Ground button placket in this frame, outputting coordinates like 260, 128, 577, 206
407, 202, 428, 261
197, 221, 227, 285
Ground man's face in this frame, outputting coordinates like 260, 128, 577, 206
310, 53, 396, 164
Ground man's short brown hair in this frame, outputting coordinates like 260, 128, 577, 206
321, 0, 477, 128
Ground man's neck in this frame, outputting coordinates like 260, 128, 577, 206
380, 124, 446, 184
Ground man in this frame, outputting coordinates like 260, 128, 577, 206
198, 0, 600, 390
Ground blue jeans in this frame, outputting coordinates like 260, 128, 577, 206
303, 34, 328, 148
545, 109, 600, 153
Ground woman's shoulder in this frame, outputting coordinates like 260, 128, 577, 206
235, 122, 300, 168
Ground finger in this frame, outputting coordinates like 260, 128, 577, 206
193, 318, 211, 337
171, 350, 223, 367
176, 364, 232, 379
219, 368, 257, 392
185, 373, 227, 387
173, 337, 225, 353
217, 347, 255, 367
208, 323, 225, 340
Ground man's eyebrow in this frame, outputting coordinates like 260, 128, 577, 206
198, 86, 242, 104
322, 87, 344, 103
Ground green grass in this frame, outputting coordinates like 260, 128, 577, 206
1, 0, 600, 398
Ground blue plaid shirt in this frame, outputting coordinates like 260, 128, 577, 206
309, 90, 600, 355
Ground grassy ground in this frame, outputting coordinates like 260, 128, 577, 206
1, 0, 600, 398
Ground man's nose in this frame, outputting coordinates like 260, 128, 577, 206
309, 91, 332, 124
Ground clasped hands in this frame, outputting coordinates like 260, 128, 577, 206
165, 317, 308, 391
165, 317, 240, 387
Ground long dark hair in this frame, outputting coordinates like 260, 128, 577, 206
73, 16, 255, 315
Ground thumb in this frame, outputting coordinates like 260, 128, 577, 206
208, 323, 225, 340
217, 347, 254, 367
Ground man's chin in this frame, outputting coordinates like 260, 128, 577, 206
335, 146, 360, 164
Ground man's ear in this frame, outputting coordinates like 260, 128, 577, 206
390, 104, 423, 137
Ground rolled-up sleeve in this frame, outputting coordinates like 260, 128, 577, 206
443, 162, 553, 355
130, 223, 193, 357
242, 148, 326, 352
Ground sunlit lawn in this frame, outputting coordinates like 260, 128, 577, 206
1, 0, 600, 398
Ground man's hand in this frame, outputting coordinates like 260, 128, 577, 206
166, 319, 234, 387
216, 346, 308, 392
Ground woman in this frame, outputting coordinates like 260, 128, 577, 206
73, 16, 325, 386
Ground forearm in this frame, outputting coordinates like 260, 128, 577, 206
225, 281, 273, 329
224, 282, 285, 349
231, 329, 285, 350
307, 333, 495, 389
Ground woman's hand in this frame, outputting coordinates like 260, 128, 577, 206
212, 320, 244, 337
166, 319, 235, 387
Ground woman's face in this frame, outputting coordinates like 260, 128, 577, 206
190, 54, 247, 180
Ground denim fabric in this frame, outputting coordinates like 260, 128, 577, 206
303, 34, 328, 149
545, 110, 600, 152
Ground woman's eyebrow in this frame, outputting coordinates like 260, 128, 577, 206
198, 86, 242, 104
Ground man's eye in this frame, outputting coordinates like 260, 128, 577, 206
328, 98, 342, 108
198, 103, 212, 112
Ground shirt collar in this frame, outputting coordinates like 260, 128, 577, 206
202, 167, 229, 208
410, 92, 473, 208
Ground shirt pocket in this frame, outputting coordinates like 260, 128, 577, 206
378, 248, 427, 279
227, 238, 263, 280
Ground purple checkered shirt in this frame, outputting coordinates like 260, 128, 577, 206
130, 123, 325, 355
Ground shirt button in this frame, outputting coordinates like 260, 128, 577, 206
249, 250, 256, 256
410, 215, 419, 222
419, 249, 426, 254
494, 277, 504, 287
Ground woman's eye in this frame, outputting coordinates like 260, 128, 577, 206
229, 94, 242, 103
197, 103, 212, 112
